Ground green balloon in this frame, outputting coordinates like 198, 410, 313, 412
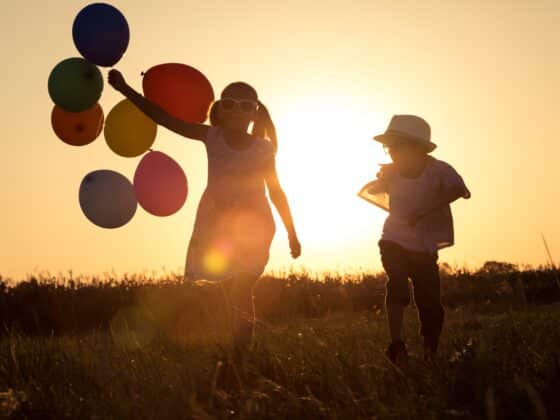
48, 58, 103, 112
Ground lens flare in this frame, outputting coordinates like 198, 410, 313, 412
203, 241, 232, 276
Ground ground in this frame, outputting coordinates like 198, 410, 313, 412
1, 301, 559, 419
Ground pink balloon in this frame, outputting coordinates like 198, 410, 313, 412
133, 151, 188, 216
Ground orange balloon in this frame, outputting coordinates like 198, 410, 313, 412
51, 103, 104, 146
142, 63, 214, 124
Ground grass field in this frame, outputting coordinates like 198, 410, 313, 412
1, 265, 559, 419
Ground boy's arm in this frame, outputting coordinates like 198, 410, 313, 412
356, 164, 393, 211
367, 163, 395, 194
409, 162, 470, 226
409, 185, 467, 226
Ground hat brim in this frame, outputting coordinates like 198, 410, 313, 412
373, 133, 437, 153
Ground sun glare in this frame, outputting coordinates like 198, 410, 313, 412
275, 98, 389, 253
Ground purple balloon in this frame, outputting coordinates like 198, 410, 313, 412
79, 170, 137, 228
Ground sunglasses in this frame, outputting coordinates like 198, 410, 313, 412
220, 98, 258, 113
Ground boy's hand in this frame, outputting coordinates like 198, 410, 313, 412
108, 69, 127, 92
289, 234, 301, 259
376, 163, 397, 180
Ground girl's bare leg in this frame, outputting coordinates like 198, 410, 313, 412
229, 273, 258, 350
387, 303, 405, 343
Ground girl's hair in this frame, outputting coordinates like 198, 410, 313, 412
208, 82, 278, 153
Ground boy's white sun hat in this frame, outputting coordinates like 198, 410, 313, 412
373, 115, 437, 152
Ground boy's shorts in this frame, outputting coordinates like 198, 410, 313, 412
379, 239, 440, 306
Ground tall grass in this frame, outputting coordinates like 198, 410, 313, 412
1, 263, 559, 337
1, 303, 559, 418
1, 264, 559, 418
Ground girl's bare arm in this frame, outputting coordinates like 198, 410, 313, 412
264, 160, 301, 258
108, 70, 209, 141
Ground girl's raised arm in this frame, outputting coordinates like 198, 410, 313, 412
108, 69, 209, 141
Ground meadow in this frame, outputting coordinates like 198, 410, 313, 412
0, 263, 559, 419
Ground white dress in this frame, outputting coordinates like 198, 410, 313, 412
185, 126, 276, 281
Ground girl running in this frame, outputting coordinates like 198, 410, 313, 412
108, 70, 301, 349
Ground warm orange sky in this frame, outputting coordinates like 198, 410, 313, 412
1, 0, 559, 280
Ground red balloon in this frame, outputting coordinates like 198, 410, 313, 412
133, 151, 188, 217
142, 63, 214, 124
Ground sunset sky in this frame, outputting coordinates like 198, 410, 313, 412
1, 0, 559, 281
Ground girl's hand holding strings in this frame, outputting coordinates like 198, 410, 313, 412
106, 70, 208, 141
108, 69, 127, 93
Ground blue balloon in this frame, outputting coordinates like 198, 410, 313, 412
72, 3, 130, 67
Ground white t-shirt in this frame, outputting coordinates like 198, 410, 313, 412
359, 157, 469, 253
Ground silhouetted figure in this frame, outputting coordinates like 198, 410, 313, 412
361, 115, 470, 366
108, 71, 301, 351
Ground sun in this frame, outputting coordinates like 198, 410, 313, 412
273, 97, 389, 254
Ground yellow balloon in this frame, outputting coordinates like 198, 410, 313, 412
104, 99, 157, 157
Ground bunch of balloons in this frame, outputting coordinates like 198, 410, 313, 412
47, 3, 215, 229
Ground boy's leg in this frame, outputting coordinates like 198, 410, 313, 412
379, 241, 411, 344
409, 251, 444, 356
